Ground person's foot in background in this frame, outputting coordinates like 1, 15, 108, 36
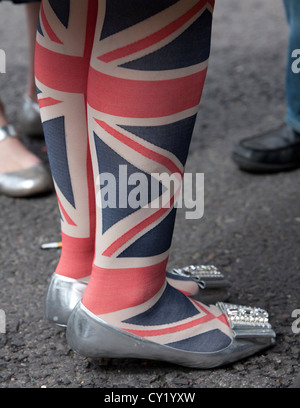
232, 124, 300, 173
0, 98, 52, 197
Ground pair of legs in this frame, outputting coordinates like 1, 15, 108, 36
37, 0, 231, 350
37, 0, 275, 365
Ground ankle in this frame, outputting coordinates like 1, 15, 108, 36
55, 233, 95, 280
0, 136, 41, 173
82, 261, 167, 315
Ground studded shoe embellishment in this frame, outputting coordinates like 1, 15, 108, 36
172, 264, 224, 279
217, 302, 272, 329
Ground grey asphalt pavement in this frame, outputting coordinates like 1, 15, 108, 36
0, 0, 299, 389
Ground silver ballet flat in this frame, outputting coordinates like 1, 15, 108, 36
18, 95, 43, 136
167, 264, 230, 303
45, 273, 88, 327
0, 163, 53, 197
0, 124, 53, 197
66, 301, 276, 368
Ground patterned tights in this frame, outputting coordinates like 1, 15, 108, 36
36, 0, 232, 352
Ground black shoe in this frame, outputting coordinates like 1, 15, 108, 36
232, 125, 300, 173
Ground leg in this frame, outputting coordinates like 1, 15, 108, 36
35, 0, 96, 323
19, 1, 44, 135
25, 2, 41, 102
83, 0, 223, 331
